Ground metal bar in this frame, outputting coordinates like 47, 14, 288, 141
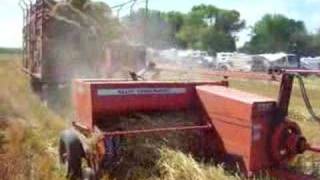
104, 124, 212, 137
200, 71, 280, 81
276, 73, 294, 122
306, 145, 320, 153
158, 65, 280, 82
284, 69, 320, 75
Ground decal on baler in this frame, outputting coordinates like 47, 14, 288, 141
97, 88, 187, 96
256, 102, 274, 112
252, 124, 262, 141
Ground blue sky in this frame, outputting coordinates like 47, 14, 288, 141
1, 0, 320, 48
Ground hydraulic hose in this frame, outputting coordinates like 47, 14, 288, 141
295, 74, 320, 122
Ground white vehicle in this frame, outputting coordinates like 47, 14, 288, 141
216, 53, 254, 72
301, 57, 320, 70
159, 48, 178, 62
191, 50, 208, 58
216, 52, 234, 63
258, 53, 299, 72
215, 53, 272, 72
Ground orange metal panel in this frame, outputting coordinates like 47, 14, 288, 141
73, 80, 93, 130
196, 85, 276, 173
73, 80, 227, 130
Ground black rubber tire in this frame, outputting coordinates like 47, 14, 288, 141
59, 129, 85, 180
30, 77, 44, 99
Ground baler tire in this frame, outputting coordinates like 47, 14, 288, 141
30, 77, 43, 95
271, 121, 302, 164
59, 129, 85, 180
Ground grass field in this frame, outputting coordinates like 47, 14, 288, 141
0, 56, 65, 179
0, 54, 320, 179
230, 78, 320, 141
0, 48, 21, 55
0, 53, 20, 61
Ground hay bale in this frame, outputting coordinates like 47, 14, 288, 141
97, 112, 204, 179
42, 1, 115, 81
51, 3, 88, 25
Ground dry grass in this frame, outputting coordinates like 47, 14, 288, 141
0, 57, 65, 179
156, 148, 240, 180
0, 53, 20, 61
98, 112, 242, 180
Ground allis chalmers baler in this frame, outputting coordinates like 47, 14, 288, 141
59, 70, 320, 179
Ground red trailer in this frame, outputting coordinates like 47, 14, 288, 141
20, 0, 103, 92
19, 0, 148, 105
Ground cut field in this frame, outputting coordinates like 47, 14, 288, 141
0, 56, 65, 179
0, 55, 320, 179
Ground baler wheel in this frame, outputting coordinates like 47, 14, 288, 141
30, 77, 42, 93
59, 129, 85, 180
271, 121, 302, 164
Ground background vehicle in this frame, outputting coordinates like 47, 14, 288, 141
259, 53, 300, 73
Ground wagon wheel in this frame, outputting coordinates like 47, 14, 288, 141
271, 121, 303, 164
59, 129, 96, 180
30, 77, 43, 98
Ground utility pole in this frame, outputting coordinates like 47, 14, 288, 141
145, 0, 149, 16
144, 0, 149, 45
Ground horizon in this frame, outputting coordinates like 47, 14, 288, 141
0, 0, 319, 48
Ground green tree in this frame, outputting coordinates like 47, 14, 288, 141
176, 4, 244, 54
164, 11, 185, 46
305, 31, 320, 56
244, 14, 307, 54
123, 4, 244, 53
201, 29, 236, 54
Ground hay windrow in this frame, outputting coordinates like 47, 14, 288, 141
97, 112, 238, 180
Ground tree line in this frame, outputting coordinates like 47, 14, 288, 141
18, 0, 320, 56
124, 4, 320, 56
0, 48, 21, 54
